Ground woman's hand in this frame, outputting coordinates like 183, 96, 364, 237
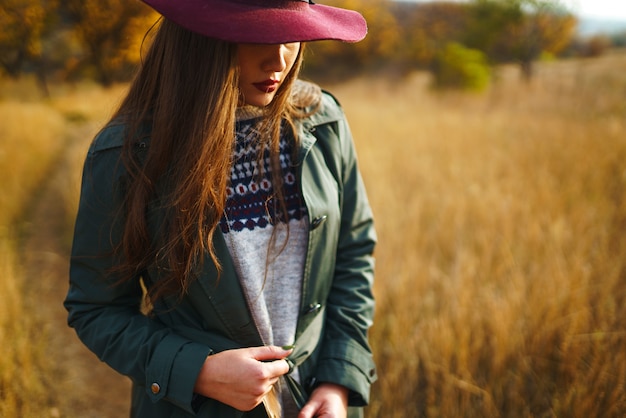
298, 382, 349, 418
193, 346, 292, 411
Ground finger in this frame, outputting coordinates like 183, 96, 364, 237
263, 358, 291, 377
251, 345, 293, 362
298, 399, 321, 418
268, 376, 280, 386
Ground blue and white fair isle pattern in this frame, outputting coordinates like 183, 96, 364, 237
220, 117, 308, 360
220, 119, 306, 234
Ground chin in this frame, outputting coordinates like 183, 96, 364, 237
243, 93, 276, 108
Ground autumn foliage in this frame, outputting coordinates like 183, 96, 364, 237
0, 0, 580, 89
62, 0, 158, 85
0, 0, 157, 87
305, 0, 577, 83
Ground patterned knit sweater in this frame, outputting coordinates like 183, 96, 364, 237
220, 105, 308, 360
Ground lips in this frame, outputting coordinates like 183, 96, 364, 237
253, 79, 279, 93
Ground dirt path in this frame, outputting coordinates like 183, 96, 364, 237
22, 122, 131, 418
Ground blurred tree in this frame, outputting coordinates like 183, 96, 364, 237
0, 0, 58, 93
610, 31, 626, 48
502, 0, 576, 79
350, 0, 402, 68
393, 1, 471, 70
578, 34, 613, 57
464, 0, 523, 60
465, 0, 576, 80
304, 0, 401, 78
60, 0, 156, 86
433, 42, 490, 91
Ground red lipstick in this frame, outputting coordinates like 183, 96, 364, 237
253, 79, 279, 93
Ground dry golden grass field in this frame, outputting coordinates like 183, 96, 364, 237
1, 51, 625, 417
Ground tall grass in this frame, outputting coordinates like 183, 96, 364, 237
0, 97, 65, 417
0, 78, 123, 417
326, 54, 626, 417
0, 102, 65, 227
1, 52, 625, 416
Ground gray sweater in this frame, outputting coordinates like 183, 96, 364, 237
220, 106, 308, 416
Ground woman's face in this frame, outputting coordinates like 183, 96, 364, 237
237, 42, 301, 107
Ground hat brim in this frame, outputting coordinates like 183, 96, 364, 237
142, 0, 367, 43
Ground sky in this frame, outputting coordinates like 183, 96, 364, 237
561, 0, 626, 21
408, 0, 626, 21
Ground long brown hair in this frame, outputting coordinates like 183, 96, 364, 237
111, 18, 320, 302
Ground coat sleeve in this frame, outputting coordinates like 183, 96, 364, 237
313, 95, 378, 406
64, 128, 211, 415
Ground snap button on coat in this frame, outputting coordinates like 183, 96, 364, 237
310, 215, 327, 230
305, 303, 322, 315
151, 383, 161, 394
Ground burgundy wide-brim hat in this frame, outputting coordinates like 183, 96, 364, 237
141, 0, 367, 43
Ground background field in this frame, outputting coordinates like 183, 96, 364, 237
1, 52, 625, 417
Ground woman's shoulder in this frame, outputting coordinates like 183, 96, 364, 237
89, 123, 126, 154
318, 89, 345, 121
88, 120, 151, 155
295, 81, 346, 129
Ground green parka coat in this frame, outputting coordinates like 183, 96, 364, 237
64, 91, 377, 418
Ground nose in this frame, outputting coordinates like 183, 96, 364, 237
261, 44, 288, 73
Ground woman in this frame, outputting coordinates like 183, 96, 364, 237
64, 0, 377, 417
